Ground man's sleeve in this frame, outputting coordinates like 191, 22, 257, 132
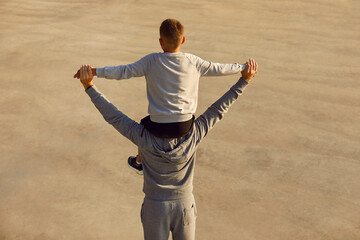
187, 54, 246, 76
96, 54, 152, 80
85, 86, 148, 148
194, 77, 249, 144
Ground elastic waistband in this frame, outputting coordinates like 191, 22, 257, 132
141, 115, 194, 138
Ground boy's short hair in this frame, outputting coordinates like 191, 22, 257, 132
159, 19, 184, 48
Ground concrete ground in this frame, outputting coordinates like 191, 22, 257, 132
0, 0, 359, 239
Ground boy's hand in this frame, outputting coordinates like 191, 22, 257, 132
79, 64, 94, 90
73, 65, 96, 79
241, 58, 258, 82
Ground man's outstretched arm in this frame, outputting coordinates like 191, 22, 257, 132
78, 64, 147, 148
194, 58, 258, 143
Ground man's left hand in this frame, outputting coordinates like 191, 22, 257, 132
79, 64, 94, 90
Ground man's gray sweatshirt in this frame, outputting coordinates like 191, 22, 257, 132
86, 77, 248, 201
96, 52, 245, 123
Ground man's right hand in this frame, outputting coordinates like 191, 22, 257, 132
241, 58, 258, 82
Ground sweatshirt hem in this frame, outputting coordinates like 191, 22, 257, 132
150, 114, 193, 123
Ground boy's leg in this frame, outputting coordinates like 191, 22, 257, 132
128, 115, 193, 174
127, 148, 142, 175
127, 156, 143, 175
137, 149, 141, 163
127, 118, 146, 174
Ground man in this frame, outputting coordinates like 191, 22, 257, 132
78, 58, 258, 240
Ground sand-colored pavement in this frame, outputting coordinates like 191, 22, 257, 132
1, 0, 359, 239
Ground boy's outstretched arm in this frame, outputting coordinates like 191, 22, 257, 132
194, 58, 258, 143
187, 53, 248, 76
74, 54, 152, 80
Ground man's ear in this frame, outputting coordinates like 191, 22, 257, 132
181, 36, 185, 45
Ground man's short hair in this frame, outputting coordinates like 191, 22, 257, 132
159, 19, 184, 48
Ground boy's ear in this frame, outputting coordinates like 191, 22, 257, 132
181, 36, 185, 45
159, 38, 165, 48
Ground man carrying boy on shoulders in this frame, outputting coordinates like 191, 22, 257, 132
78, 58, 258, 240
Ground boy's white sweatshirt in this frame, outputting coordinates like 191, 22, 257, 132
96, 52, 245, 123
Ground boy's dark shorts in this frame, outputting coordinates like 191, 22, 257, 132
140, 115, 194, 138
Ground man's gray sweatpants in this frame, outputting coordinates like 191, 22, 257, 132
141, 195, 197, 240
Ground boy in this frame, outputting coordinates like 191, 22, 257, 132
74, 19, 246, 175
